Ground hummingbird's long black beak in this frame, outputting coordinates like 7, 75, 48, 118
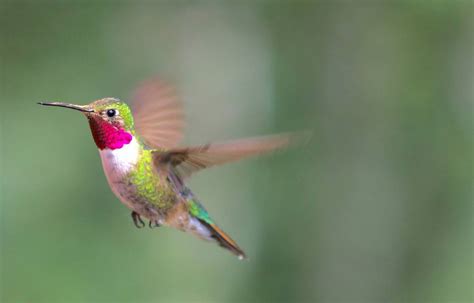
38, 102, 94, 113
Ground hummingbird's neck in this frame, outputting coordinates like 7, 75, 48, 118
87, 115, 133, 150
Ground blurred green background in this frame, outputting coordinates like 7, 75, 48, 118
1, 1, 473, 303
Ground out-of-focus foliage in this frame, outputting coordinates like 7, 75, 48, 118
1, 2, 472, 303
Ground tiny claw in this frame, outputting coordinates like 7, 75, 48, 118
149, 220, 161, 229
131, 211, 145, 228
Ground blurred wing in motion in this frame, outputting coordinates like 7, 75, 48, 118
131, 78, 184, 148
154, 133, 301, 180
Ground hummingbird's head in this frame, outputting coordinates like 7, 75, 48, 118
39, 98, 135, 150
87, 97, 134, 131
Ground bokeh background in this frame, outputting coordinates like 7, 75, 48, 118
1, 1, 473, 303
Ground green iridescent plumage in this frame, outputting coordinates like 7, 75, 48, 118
187, 199, 213, 225
128, 149, 175, 209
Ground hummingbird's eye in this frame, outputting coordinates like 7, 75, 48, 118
106, 109, 117, 117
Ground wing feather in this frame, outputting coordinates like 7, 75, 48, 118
132, 78, 184, 148
154, 133, 300, 180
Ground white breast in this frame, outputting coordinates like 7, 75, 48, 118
99, 137, 141, 183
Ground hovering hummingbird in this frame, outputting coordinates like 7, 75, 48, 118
39, 78, 295, 259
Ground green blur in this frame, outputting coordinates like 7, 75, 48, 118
1, 2, 472, 303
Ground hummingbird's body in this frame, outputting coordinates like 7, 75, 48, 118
100, 138, 174, 221
101, 141, 207, 240
88, 99, 233, 250
39, 78, 293, 259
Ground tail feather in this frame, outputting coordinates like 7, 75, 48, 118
183, 188, 246, 259
196, 218, 247, 260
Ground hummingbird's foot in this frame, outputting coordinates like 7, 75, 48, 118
131, 211, 145, 228
149, 220, 161, 229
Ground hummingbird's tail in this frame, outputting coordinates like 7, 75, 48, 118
195, 217, 247, 260
183, 189, 247, 260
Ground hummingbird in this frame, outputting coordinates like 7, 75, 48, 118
39, 78, 294, 259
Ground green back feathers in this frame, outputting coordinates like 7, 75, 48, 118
128, 149, 176, 209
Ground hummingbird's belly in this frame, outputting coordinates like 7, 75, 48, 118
110, 179, 177, 221
99, 140, 177, 221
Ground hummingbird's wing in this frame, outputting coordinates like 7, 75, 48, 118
153, 133, 296, 180
131, 78, 184, 148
